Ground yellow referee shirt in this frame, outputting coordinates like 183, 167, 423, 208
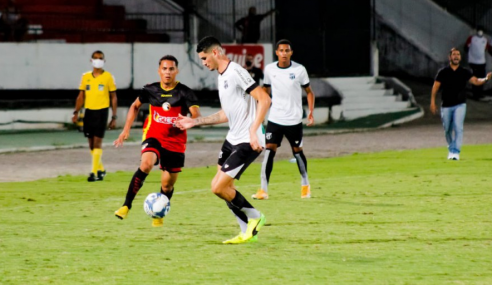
78, 71, 117, 110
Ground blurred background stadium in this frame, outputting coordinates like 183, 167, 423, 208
1, 0, 492, 130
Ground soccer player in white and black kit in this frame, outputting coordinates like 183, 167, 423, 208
175, 36, 271, 244
252, 39, 315, 200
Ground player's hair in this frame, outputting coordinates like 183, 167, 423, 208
275, 39, 292, 50
91, 50, 104, 58
449, 47, 460, 56
159, 55, 179, 67
196, 36, 222, 53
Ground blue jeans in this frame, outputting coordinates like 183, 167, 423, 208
440, 103, 466, 154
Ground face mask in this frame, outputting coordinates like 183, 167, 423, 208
478, 30, 484, 37
92, 59, 104, 68
245, 60, 253, 67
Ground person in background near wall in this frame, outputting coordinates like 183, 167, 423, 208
243, 54, 264, 85
0, 0, 28, 41
464, 27, 492, 100
72, 50, 118, 182
234, 6, 275, 44
430, 47, 491, 161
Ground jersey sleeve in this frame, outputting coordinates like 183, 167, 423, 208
233, 65, 258, 94
185, 89, 199, 108
108, 74, 117, 92
299, 66, 310, 87
78, 74, 85, 90
435, 68, 444, 82
138, 86, 150, 103
263, 66, 271, 86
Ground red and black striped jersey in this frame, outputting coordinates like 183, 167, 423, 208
139, 82, 198, 153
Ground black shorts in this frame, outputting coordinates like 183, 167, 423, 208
218, 140, 261, 180
141, 138, 184, 173
83, 108, 109, 138
265, 121, 303, 147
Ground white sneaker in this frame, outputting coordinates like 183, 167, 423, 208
452, 153, 460, 160
447, 152, 453, 160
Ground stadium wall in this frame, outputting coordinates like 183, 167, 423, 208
0, 42, 273, 90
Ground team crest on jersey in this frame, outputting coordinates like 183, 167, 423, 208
162, 102, 171, 111
224, 80, 228, 89
86, 85, 90, 91
289, 73, 295, 80
153, 111, 177, 124
98, 84, 104, 91
266, 132, 272, 140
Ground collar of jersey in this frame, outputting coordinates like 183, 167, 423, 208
219, 61, 232, 75
161, 81, 179, 91
277, 61, 292, 69
92, 70, 105, 78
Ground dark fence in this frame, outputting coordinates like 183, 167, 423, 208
432, 0, 492, 32
126, 13, 184, 32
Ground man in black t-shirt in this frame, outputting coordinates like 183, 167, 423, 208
234, 6, 274, 44
430, 48, 491, 160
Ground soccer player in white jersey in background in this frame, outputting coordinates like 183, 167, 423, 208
252, 39, 315, 200
175, 36, 271, 244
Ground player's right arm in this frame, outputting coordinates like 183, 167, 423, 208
175, 109, 228, 130
113, 98, 142, 147
72, 90, 85, 124
430, 81, 441, 115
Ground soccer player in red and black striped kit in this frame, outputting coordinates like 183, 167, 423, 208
113, 55, 200, 227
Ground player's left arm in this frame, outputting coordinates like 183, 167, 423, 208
249, 86, 272, 152
304, 85, 315, 126
108, 91, 118, 129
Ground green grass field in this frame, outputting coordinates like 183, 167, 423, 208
1, 145, 492, 284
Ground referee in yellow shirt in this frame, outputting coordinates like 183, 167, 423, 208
72, 50, 118, 182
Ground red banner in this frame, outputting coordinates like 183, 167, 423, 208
222, 45, 265, 69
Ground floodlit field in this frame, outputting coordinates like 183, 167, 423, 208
2, 145, 492, 284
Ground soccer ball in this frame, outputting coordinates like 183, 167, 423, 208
143, 193, 170, 218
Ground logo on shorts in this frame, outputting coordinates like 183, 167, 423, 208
295, 141, 299, 144
224, 164, 229, 168
224, 80, 228, 89
218, 151, 223, 159
289, 73, 295, 80
266, 132, 272, 140
162, 102, 171, 111
142, 143, 148, 150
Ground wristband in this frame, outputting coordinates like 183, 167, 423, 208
111, 115, 118, 120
